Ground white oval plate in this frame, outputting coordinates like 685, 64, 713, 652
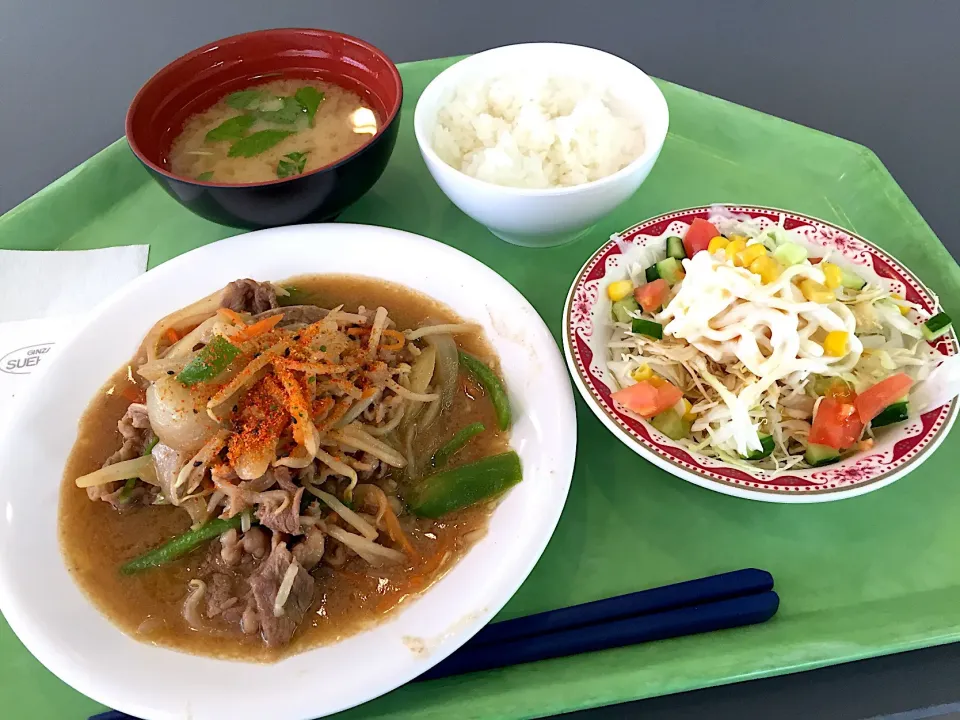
0, 224, 576, 719
563, 205, 957, 503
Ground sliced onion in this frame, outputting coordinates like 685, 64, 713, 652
424, 332, 458, 415
75, 455, 157, 488
144, 289, 224, 362
137, 356, 189, 382
406, 323, 479, 340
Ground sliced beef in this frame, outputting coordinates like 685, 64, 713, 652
220, 279, 278, 314
220, 528, 243, 566
89, 403, 155, 505
103, 403, 153, 466
272, 466, 296, 493
256, 487, 304, 535
205, 572, 241, 618
241, 527, 269, 559
254, 305, 327, 327
292, 528, 326, 571
248, 543, 314, 647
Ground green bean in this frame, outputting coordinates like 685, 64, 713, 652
142, 435, 159, 456
458, 351, 511, 430
117, 477, 138, 505
407, 451, 522, 518
431, 422, 485, 468
118, 438, 158, 504
120, 515, 246, 575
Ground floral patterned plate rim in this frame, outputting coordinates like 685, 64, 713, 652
562, 205, 958, 503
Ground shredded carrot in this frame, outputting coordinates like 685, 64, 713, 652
274, 357, 350, 375
312, 396, 335, 423
347, 326, 372, 337
165, 328, 180, 344
298, 319, 334, 345
375, 534, 451, 612
379, 329, 405, 352
382, 506, 419, 560
326, 378, 363, 398
217, 307, 246, 326
274, 364, 312, 444
232, 314, 284, 343
361, 386, 378, 399
121, 384, 146, 403
317, 397, 352, 431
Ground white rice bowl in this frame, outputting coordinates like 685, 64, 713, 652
432, 74, 645, 189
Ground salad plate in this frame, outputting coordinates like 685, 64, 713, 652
563, 205, 958, 502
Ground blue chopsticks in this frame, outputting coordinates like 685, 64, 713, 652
89, 568, 777, 719
417, 568, 778, 681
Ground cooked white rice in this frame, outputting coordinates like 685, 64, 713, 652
432, 74, 645, 189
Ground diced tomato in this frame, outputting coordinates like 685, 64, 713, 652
613, 379, 684, 418
854, 373, 914, 423
683, 218, 720, 257
809, 397, 864, 449
634, 279, 669, 312
654, 381, 684, 411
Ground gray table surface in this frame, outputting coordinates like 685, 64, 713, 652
2, 1, 959, 718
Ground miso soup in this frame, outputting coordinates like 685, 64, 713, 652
168, 78, 379, 184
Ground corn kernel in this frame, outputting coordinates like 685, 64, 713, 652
800, 279, 835, 303
737, 243, 767, 267
724, 238, 747, 263
821, 262, 843, 290
749, 256, 782, 284
823, 330, 849, 357
631, 363, 653, 382
891, 293, 911, 316
647, 375, 666, 388
679, 398, 697, 422
728, 234, 747, 244
707, 236, 729, 254
607, 279, 634, 302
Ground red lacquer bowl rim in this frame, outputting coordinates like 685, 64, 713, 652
125, 28, 403, 189
563, 204, 959, 503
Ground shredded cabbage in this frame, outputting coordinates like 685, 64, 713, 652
606, 207, 952, 468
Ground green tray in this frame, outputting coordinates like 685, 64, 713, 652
2, 55, 959, 720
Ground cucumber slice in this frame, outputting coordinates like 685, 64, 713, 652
611, 297, 640, 324
772, 242, 807, 267
805, 443, 840, 467
645, 264, 660, 283
922, 311, 952, 341
810, 375, 853, 397
666, 236, 686, 260
655, 257, 684, 286
742, 434, 775, 460
840, 268, 866, 290
631, 318, 664, 339
650, 409, 691, 440
871, 401, 909, 428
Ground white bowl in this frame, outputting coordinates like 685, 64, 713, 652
0, 224, 577, 720
413, 43, 669, 248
